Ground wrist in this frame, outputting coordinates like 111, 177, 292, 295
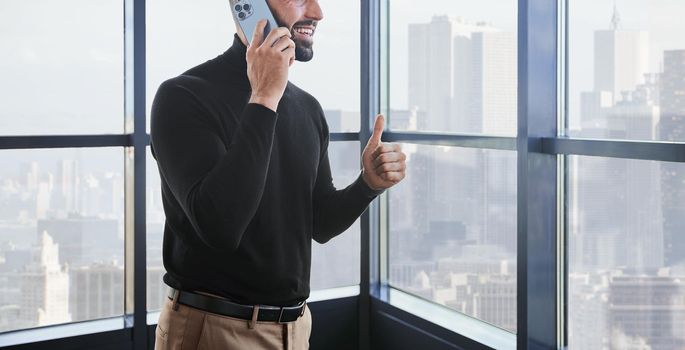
358, 169, 385, 197
360, 169, 381, 191
249, 94, 279, 112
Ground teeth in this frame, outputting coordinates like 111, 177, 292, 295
294, 27, 313, 35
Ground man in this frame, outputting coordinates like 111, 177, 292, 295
150, 0, 407, 348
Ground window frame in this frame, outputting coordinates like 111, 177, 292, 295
2, 0, 685, 349
0, 0, 363, 348
372, 0, 685, 349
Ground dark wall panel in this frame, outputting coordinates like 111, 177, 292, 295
370, 300, 494, 350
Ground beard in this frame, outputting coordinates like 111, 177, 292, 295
292, 34, 314, 62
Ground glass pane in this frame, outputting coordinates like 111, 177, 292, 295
146, 146, 165, 311
386, 0, 517, 135
0, 1, 124, 135
567, 1, 685, 142
146, 0, 232, 134
388, 144, 517, 332
289, 1, 360, 132
310, 142, 361, 290
568, 156, 685, 349
146, 0, 358, 133
0, 148, 125, 332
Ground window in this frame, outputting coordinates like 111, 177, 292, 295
289, 1, 361, 132
387, 0, 517, 136
310, 142, 362, 290
383, 0, 518, 336
567, 1, 685, 142
146, 0, 359, 133
387, 145, 517, 332
0, 148, 125, 332
0, 1, 124, 135
566, 2, 685, 348
146, 146, 165, 311
567, 156, 685, 349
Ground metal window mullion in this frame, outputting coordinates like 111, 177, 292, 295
0, 134, 132, 150
517, 0, 560, 349
123, 0, 147, 348
329, 132, 360, 142
542, 137, 685, 163
382, 131, 517, 151
360, 0, 381, 349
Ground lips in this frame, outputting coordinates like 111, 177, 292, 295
292, 25, 315, 37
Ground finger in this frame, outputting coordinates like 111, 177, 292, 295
275, 37, 296, 52
374, 162, 405, 175
251, 19, 268, 48
369, 114, 385, 145
380, 171, 405, 183
371, 143, 395, 160
280, 46, 295, 63
263, 27, 292, 48
373, 151, 406, 169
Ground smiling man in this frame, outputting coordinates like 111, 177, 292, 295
150, 0, 406, 349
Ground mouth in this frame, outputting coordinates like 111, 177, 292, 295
292, 24, 316, 40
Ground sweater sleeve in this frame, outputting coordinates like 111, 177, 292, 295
150, 79, 277, 252
311, 117, 385, 244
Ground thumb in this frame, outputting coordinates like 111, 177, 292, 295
369, 114, 385, 145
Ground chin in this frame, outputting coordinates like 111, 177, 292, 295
295, 45, 314, 62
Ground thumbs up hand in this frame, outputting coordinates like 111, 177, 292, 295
361, 114, 407, 191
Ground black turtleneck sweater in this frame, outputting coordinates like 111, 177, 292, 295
149, 34, 384, 306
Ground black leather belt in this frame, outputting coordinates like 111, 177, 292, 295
167, 288, 306, 323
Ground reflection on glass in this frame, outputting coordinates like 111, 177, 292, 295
387, 0, 517, 135
568, 156, 685, 349
0, 1, 124, 135
146, 0, 359, 132
0, 148, 125, 332
568, 1, 685, 142
388, 144, 517, 332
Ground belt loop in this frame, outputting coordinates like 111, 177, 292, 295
300, 300, 307, 317
172, 289, 181, 311
248, 305, 260, 329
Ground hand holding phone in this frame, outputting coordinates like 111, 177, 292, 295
245, 20, 296, 112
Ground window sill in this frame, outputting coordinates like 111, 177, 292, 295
375, 286, 516, 350
0, 316, 128, 348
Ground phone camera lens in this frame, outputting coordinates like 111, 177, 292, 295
234, 4, 242, 11
238, 11, 245, 19
243, 4, 251, 11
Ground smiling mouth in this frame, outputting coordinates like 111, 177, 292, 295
292, 25, 315, 37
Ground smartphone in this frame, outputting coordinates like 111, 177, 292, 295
231, 0, 279, 46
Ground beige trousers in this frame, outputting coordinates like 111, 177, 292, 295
154, 296, 312, 350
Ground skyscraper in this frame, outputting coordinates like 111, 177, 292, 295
454, 31, 517, 135
659, 50, 685, 268
593, 5, 649, 106
69, 262, 123, 322
578, 5, 650, 133
18, 231, 70, 329
408, 16, 507, 133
